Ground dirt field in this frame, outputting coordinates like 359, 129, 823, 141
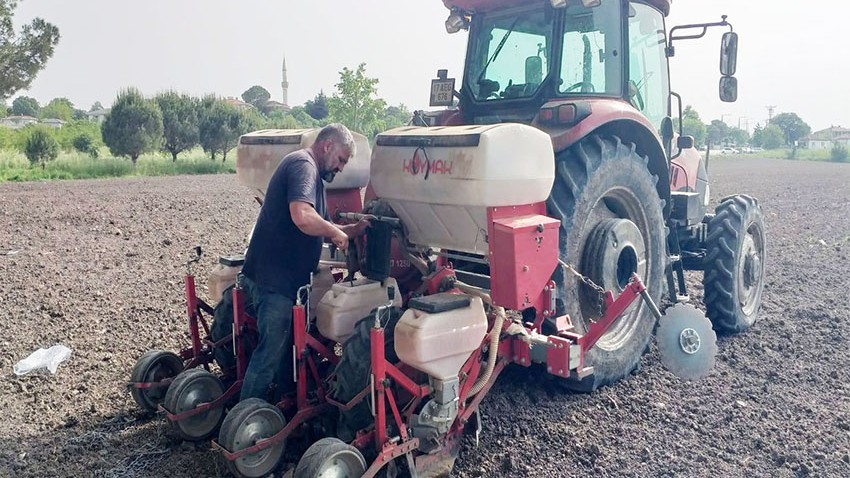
1, 157, 848, 478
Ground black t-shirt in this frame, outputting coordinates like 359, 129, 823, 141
242, 149, 327, 298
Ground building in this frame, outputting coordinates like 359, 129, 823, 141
0, 115, 38, 129
42, 118, 65, 129
801, 126, 850, 149
281, 55, 289, 109
86, 108, 110, 123
224, 97, 254, 111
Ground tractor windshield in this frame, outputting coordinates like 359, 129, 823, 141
559, 1, 622, 96
466, 6, 554, 101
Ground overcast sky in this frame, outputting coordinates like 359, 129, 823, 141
12, 1, 847, 132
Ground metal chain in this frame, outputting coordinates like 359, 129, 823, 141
558, 259, 607, 316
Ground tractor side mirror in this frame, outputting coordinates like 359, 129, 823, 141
677, 135, 695, 150
660, 116, 675, 144
525, 56, 543, 85
719, 76, 738, 102
720, 32, 738, 76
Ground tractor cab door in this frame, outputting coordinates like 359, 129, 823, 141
626, 1, 670, 132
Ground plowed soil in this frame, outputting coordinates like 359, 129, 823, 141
1, 157, 848, 478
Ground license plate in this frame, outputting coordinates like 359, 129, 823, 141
430, 78, 456, 107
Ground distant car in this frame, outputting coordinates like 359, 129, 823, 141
719, 147, 738, 155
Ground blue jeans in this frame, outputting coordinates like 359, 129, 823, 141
239, 275, 295, 402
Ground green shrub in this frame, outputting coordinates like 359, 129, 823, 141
830, 143, 849, 162
24, 128, 60, 167
72, 133, 98, 158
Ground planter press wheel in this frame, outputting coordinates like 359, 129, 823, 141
129, 350, 184, 413
294, 437, 367, 478
163, 368, 226, 441
218, 398, 287, 478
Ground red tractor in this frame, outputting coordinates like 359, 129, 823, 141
416, 0, 765, 388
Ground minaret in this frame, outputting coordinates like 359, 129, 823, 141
281, 55, 289, 109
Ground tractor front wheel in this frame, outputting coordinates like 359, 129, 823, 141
546, 135, 666, 391
703, 194, 766, 333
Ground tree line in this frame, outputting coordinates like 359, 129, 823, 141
5, 62, 413, 168
680, 105, 813, 150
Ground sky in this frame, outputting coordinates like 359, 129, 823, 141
10, 0, 849, 132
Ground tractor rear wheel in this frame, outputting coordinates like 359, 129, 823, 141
703, 194, 766, 333
546, 135, 666, 391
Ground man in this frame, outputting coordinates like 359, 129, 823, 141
240, 123, 369, 402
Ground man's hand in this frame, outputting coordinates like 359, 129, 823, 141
330, 227, 349, 251
349, 217, 371, 238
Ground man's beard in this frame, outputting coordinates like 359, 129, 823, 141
321, 170, 337, 183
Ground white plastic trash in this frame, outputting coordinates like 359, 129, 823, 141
13, 344, 72, 376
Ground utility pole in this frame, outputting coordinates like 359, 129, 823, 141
766, 105, 776, 124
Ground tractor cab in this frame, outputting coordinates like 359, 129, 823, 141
431, 0, 672, 129
430, 0, 736, 146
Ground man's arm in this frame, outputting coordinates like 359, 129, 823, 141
290, 201, 350, 249
338, 221, 370, 238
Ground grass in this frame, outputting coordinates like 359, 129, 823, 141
746, 148, 838, 161
0, 148, 236, 183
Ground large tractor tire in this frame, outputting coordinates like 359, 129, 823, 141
547, 135, 666, 391
330, 308, 403, 442
703, 194, 766, 333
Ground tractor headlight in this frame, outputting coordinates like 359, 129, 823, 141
445, 9, 469, 34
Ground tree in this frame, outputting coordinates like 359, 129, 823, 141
72, 133, 98, 158
89, 101, 104, 112
676, 105, 706, 147
761, 124, 784, 149
0, 1, 60, 100
101, 88, 163, 165
327, 63, 387, 137
241, 85, 270, 110
199, 97, 259, 161
11, 95, 39, 117
728, 127, 750, 147
384, 104, 412, 129
771, 112, 811, 146
706, 119, 730, 146
41, 97, 74, 121
831, 143, 849, 163
24, 127, 58, 167
155, 91, 199, 161
750, 124, 764, 147
304, 91, 329, 120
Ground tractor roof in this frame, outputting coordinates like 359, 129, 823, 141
443, 0, 671, 16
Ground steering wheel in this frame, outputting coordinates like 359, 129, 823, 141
628, 80, 645, 111
563, 81, 595, 93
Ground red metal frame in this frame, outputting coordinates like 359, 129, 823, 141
128, 272, 219, 393
331, 272, 650, 476
161, 283, 260, 422
212, 299, 342, 462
